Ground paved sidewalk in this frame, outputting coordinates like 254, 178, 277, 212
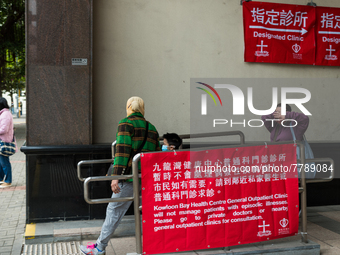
2, 116, 340, 255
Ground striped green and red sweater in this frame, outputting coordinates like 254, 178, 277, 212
110, 112, 161, 176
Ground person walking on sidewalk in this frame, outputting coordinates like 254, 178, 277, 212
80, 96, 161, 255
0, 98, 15, 188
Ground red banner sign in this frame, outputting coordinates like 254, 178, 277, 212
141, 144, 299, 254
243, 2, 315, 65
316, 7, 340, 65
243, 2, 340, 66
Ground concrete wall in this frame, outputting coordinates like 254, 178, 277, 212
93, 0, 340, 143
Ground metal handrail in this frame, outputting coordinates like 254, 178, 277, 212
111, 141, 116, 159
77, 159, 113, 182
84, 175, 134, 204
177, 131, 245, 144
80, 131, 245, 254
132, 154, 142, 254
77, 141, 117, 182
305, 158, 334, 183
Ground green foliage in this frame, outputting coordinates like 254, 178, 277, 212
0, 0, 25, 97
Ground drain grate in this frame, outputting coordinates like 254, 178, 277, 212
22, 242, 82, 255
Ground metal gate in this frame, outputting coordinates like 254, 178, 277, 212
77, 131, 334, 255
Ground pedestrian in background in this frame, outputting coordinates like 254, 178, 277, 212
19, 101, 22, 116
261, 103, 309, 142
0, 98, 15, 188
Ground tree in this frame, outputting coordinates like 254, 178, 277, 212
0, 0, 25, 98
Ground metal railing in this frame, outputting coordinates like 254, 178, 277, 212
77, 131, 246, 254
77, 141, 116, 182
300, 157, 334, 243
78, 132, 334, 254
78, 131, 245, 201
305, 158, 334, 183
177, 131, 245, 144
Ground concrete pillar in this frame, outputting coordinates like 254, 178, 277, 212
26, 0, 92, 146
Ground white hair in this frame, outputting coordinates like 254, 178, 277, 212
127, 96, 145, 116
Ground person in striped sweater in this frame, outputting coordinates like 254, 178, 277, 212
80, 96, 160, 255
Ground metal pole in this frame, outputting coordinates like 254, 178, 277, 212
111, 141, 116, 159
299, 143, 308, 243
133, 154, 142, 254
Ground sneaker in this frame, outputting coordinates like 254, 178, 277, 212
79, 242, 105, 255
0, 183, 11, 188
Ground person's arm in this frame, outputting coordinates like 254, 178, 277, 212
110, 119, 134, 193
285, 111, 309, 134
111, 120, 134, 176
261, 113, 276, 133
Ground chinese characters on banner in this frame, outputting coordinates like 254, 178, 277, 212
243, 2, 315, 65
316, 7, 340, 65
141, 144, 299, 254
243, 2, 340, 66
